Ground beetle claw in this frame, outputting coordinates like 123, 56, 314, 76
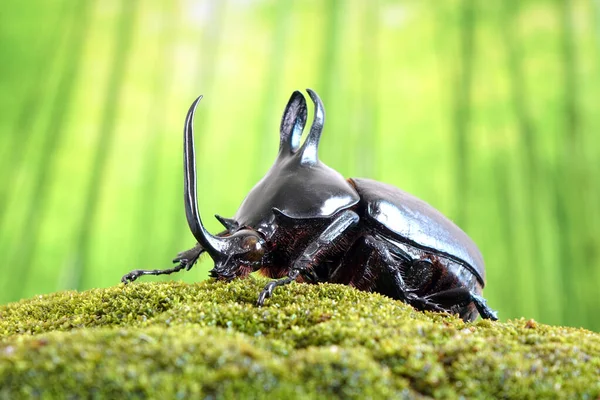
257, 270, 301, 306
257, 281, 278, 306
471, 294, 499, 320
256, 286, 270, 306
121, 271, 140, 284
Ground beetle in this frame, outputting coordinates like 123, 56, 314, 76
121, 89, 498, 322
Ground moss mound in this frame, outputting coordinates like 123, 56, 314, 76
0, 278, 598, 399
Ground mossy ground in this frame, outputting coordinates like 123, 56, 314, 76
0, 278, 598, 399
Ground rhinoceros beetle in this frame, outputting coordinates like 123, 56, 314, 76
122, 89, 498, 322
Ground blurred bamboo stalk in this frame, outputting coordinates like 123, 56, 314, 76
557, 0, 582, 327
453, 0, 475, 228
2, 1, 93, 299
70, 0, 140, 290
317, 0, 342, 168
172, 0, 227, 259
0, 2, 68, 219
134, 1, 179, 273
356, 0, 379, 179
253, 1, 291, 180
502, 0, 542, 323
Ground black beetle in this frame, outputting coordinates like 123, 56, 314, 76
122, 89, 498, 322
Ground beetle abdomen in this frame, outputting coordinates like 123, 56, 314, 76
350, 178, 485, 286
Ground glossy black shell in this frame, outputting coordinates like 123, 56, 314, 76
351, 178, 485, 286
235, 156, 360, 237
234, 90, 360, 238
235, 88, 485, 289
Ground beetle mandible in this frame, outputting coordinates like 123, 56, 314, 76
122, 89, 498, 322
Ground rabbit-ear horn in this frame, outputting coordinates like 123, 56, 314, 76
279, 90, 307, 155
298, 89, 325, 165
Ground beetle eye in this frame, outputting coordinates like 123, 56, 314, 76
241, 236, 256, 249
241, 235, 264, 261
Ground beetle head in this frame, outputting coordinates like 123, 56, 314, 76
208, 228, 267, 279
182, 97, 267, 279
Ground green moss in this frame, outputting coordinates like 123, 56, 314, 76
0, 278, 598, 399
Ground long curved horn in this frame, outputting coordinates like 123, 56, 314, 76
299, 89, 325, 165
279, 90, 307, 155
183, 96, 229, 257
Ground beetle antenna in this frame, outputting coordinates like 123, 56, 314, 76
299, 88, 325, 165
279, 90, 307, 155
183, 96, 229, 258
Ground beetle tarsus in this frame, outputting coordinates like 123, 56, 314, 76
257, 269, 300, 306
121, 262, 188, 284
470, 293, 498, 320
121, 245, 204, 284
121, 270, 142, 284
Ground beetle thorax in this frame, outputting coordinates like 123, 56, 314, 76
234, 157, 360, 237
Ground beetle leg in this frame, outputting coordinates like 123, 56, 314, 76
120, 227, 232, 283
294, 210, 360, 271
470, 293, 498, 320
404, 295, 447, 314
121, 263, 189, 284
361, 236, 410, 299
257, 210, 360, 306
360, 237, 449, 313
422, 287, 498, 321
257, 269, 301, 305
121, 244, 204, 284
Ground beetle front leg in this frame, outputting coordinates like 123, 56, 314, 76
256, 269, 301, 305
121, 226, 231, 284
257, 210, 360, 306
121, 244, 204, 284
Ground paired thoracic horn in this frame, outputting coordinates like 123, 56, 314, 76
183, 89, 326, 258
278, 89, 326, 165
279, 91, 307, 154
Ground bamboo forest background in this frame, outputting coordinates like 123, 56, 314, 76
1, 0, 599, 331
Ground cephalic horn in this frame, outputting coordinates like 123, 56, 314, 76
279, 90, 307, 154
298, 89, 325, 165
183, 96, 230, 258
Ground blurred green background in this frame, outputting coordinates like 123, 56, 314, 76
1, 0, 599, 331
